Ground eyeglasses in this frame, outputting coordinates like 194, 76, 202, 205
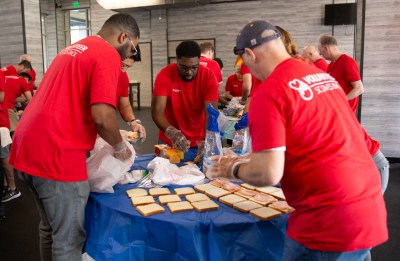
130, 44, 141, 62
177, 62, 199, 73
233, 33, 281, 55
130, 40, 138, 57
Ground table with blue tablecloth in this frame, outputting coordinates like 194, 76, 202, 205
84, 149, 288, 261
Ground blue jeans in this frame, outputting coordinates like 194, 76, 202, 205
372, 150, 389, 194
19, 172, 90, 261
283, 235, 370, 261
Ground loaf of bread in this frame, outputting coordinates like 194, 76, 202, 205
158, 194, 182, 205
233, 200, 263, 213
174, 187, 196, 196
250, 207, 282, 220
136, 203, 165, 217
149, 187, 171, 197
219, 194, 246, 207
186, 193, 211, 203
131, 196, 155, 206
167, 201, 194, 213
126, 188, 148, 198
191, 200, 219, 212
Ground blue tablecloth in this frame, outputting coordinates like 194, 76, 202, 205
84, 150, 288, 261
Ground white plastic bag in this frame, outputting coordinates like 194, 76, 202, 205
87, 138, 135, 193
147, 157, 205, 186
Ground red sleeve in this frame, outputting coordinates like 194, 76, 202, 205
90, 52, 121, 108
19, 77, 30, 92
118, 72, 129, 98
203, 69, 219, 101
0, 71, 5, 92
240, 63, 251, 75
225, 74, 234, 92
344, 57, 361, 83
153, 65, 171, 96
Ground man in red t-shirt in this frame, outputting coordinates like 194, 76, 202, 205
208, 20, 387, 260
225, 65, 243, 100
0, 70, 7, 219
20, 54, 36, 95
9, 13, 140, 260
1, 60, 32, 77
152, 40, 219, 151
199, 42, 223, 85
301, 44, 329, 72
318, 34, 364, 113
117, 56, 146, 139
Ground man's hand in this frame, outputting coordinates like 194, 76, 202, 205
165, 126, 190, 152
130, 120, 146, 141
205, 154, 250, 179
113, 140, 132, 161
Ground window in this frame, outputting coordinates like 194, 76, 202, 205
64, 9, 90, 45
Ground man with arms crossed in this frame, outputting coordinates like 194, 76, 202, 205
152, 40, 219, 152
10, 13, 139, 260
208, 20, 387, 260
318, 34, 364, 113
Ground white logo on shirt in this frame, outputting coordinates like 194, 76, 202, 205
288, 79, 313, 100
288, 73, 341, 101
172, 89, 181, 93
59, 44, 88, 57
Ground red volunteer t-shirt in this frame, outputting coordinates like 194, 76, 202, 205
249, 58, 387, 251
10, 36, 122, 182
153, 63, 219, 146
1, 65, 18, 77
4, 76, 30, 109
118, 72, 129, 99
200, 56, 223, 84
240, 63, 261, 97
362, 128, 380, 156
225, 74, 243, 97
328, 54, 361, 112
314, 58, 328, 72
0, 71, 9, 129
28, 69, 36, 94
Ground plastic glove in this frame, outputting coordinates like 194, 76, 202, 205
205, 154, 250, 180
113, 140, 132, 161
130, 120, 146, 142
165, 126, 190, 152
193, 140, 205, 164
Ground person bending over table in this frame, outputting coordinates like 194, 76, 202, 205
208, 20, 388, 260
151, 40, 219, 152
10, 13, 140, 260
117, 55, 146, 139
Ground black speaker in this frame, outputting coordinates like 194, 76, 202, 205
324, 3, 357, 25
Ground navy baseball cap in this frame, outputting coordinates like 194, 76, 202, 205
233, 20, 281, 55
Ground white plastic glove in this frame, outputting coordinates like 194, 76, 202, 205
130, 120, 146, 141
113, 140, 132, 161
205, 154, 250, 180
165, 126, 190, 152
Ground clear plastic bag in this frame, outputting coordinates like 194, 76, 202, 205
232, 113, 252, 154
87, 137, 135, 193
203, 105, 223, 174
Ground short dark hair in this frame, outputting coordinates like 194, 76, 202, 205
319, 34, 338, 46
102, 13, 140, 39
200, 42, 214, 53
176, 40, 201, 59
19, 72, 32, 82
18, 60, 32, 70
214, 58, 223, 69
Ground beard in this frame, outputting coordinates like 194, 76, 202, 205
116, 41, 130, 60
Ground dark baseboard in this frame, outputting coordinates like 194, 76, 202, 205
387, 157, 400, 163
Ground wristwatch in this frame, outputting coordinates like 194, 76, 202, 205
232, 164, 241, 179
